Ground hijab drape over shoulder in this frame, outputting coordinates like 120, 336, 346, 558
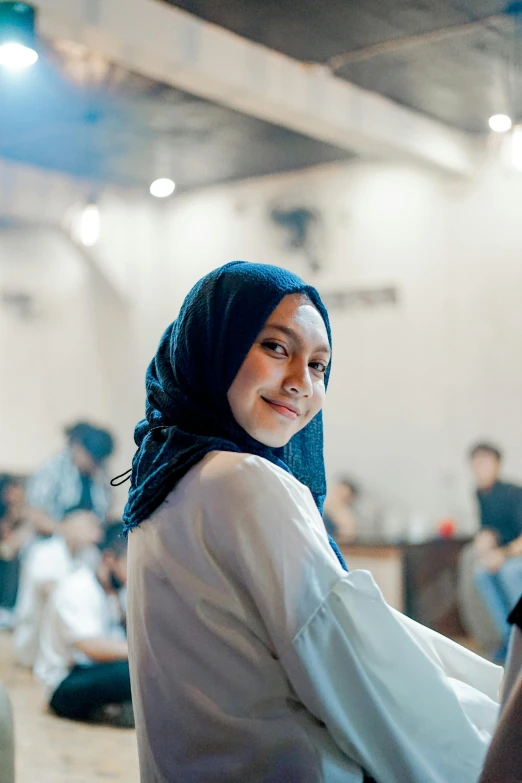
123, 261, 346, 568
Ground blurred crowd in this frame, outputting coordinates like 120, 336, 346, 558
325, 442, 522, 665
0, 421, 132, 728
1, 422, 522, 734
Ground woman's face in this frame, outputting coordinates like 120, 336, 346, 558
227, 293, 330, 448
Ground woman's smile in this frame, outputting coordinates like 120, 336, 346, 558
262, 397, 300, 420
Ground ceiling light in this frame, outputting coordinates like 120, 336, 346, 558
0, 41, 37, 68
150, 178, 175, 198
0, 3, 38, 69
78, 204, 100, 247
489, 114, 512, 133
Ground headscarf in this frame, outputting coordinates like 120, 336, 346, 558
122, 261, 347, 570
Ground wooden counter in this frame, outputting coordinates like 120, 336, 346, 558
339, 538, 471, 637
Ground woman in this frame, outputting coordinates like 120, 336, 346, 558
124, 261, 500, 783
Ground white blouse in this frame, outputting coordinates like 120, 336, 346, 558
127, 452, 501, 783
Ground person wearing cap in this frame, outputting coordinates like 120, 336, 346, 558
26, 422, 114, 536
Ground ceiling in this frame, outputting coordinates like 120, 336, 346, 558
165, 0, 519, 134
1, 1, 520, 191
0, 38, 353, 191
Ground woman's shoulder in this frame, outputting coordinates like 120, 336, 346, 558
200, 450, 281, 479
189, 451, 311, 508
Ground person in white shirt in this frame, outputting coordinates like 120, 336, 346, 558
13, 509, 102, 667
35, 524, 131, 727
122, 262, 501, 783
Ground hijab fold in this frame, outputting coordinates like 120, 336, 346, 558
123, 261, 347, 571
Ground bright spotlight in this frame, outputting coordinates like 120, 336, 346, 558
150, 178, 176, 198
78, 204, 101, 247
0, 3, 38, 69
489, 114, 512, 133
0, 41, 37, 68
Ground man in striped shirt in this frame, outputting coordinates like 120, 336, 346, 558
27, 422, 114, 535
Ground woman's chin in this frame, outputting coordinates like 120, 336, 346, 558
252, 427, 294, 449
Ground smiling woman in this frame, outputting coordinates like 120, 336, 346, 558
227, 294, 330, 448
123, 261, 500, 783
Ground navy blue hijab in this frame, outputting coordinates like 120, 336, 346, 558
122, 261, 347, 570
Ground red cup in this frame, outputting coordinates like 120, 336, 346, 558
438, 518, 456, 538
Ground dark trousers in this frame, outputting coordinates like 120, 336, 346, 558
50, 660, 131, 721
0, 557, 20, 609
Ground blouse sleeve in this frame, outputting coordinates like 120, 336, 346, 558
201, 454, 500, 783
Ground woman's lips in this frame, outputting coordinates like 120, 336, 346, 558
263, 398, 299, 420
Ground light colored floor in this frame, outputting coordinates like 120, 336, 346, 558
0, 631, 139, 783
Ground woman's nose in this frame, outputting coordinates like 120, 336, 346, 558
282, 361, 312, 397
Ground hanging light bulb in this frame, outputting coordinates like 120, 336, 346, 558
0, 3, 38, 69
150, 178, 176, 198
489, 114, 512, 133
77, 203, 101, 247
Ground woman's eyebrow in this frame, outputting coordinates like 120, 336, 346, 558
263, 323, 331, 355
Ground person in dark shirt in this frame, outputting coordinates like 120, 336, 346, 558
470, 443, 522, 658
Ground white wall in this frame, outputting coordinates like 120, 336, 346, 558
2, 156, 522, 531
0, 225, 106, 466
0, 219, 147, 514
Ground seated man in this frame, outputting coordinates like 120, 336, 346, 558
13, 509, 101, 667
469, 443, 522, 659
34, 525, 132, 727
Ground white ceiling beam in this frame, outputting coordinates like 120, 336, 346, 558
33, 0, 478, 176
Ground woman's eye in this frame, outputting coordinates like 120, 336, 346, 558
310, 362, 327, 374
262, 341, 286, 355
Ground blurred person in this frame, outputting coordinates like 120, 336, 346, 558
468, 443, 522, 659
478, 673, 522, 783
479, 595, 522, 783
26, 421, 114, 536
323, 477, 359, 541
35, 525, 132, 727
13, 509, 101, 667
502, 595, 522, 709
0, 475, 34, 628
105, 518, 128, 618
323, 477, 381, 542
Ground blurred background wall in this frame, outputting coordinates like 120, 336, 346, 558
2, 151, 522, 529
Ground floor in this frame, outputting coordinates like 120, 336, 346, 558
0, 632, 140, 783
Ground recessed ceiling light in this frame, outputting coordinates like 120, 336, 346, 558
150, 178, 176, 198
489, 114, 512, 133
